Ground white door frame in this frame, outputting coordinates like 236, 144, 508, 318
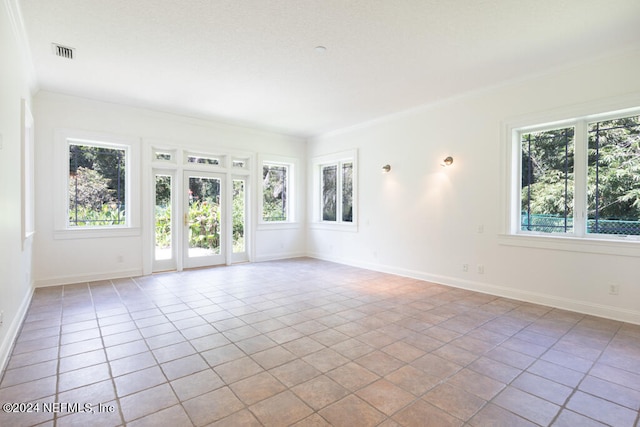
144, 142, 255, 275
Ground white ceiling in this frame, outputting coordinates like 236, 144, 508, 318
18, 0, 640, 138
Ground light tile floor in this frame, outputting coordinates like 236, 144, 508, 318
1, 258, 639, 427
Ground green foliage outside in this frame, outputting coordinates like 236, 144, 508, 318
69, 144, 126, 226
321, 162, 353, 222
232, 180, 245, 252
342, 163, 354, 222
154, 201, 220, 252
70, 203, 125, 227
155, 205, 172, 249
69, 166, 124, 226
187, 200, 221, 252
154, 180, 246, 253
322, 165, 337, 221
587, 116, 640, 223
522, 114, 640, 235
262, 165, 287, 221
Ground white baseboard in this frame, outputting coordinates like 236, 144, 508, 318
308, 252, 640, 325
34, 268, 144, 288
254, 251, 307, 263
33, 254, 310, 287
0, 286, 34, 375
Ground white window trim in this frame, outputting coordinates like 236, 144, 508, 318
54, 129, 141, 239
311, 149, 358, 232
499, 95, 640, 256
258, 154, 299, 229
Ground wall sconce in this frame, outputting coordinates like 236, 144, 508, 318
382, 164, 391, 173
441, 156, 454, 167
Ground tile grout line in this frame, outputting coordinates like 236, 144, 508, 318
91, 279, 126, 427
3, 260, 640, 426
124, 276, 194, 426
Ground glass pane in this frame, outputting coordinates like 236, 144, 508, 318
262, 164, 288, 221
342, 162, 353, 222
233, 179, 246, 253
68, 143, 126, 227
587, 114, 640, 236
187, 156, 219, 165
520, 127, 574, 233
188, 176, 221, 257
155, 175, 172, 260
232, 160, 247, 168
155, 152, 172, 161
322, 165, 337, 221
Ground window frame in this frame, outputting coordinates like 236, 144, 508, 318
258, 155, 298, 227
54, 129, 140, 239
311, 149, 358, 231
516, 122, 578, 236
501, 100, 640, 256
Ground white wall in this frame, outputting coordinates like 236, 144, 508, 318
33, 92, 306, 286
307, 48, 640, 324
0, 0, 35, 371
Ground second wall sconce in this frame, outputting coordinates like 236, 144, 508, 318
441, 156, 454, 167
382, 164, 391, 173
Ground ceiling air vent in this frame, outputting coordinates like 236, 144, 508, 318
52, 43, 75, 59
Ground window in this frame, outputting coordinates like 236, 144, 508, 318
55, 130, 139, 237
68, 142, 127, 227
513, 110, 640, 239
312, 150, 357, 228
154, 151, 174, 162
587, 116, 640, 236
262, 162, 290, 222
232, 158, 249, 169
186, 154, 221, 165
321, 161, 353, 222
232, 178, 246, 252
520, 127, 574, 233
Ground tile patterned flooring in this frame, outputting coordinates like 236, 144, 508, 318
1, 258, 639, 427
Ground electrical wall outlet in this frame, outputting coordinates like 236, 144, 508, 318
0, 310, 4, 326
608, 284, 620, 295
462, 264, 469, 272
477, 264, 485, 274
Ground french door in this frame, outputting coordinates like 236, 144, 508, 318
183, 171, 225, 269
153, 168, 249, 272
230, 176, 248, 263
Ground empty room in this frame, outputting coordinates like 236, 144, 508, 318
1, 0, 640, 426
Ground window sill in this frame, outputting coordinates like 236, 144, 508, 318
54, 227, 141, 240
310, 222, 358, 233
498, 233, 640, 258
